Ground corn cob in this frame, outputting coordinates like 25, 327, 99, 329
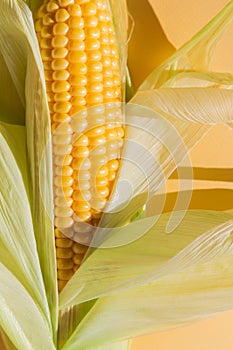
35, 0, 124, 291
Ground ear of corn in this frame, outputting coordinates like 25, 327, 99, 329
35, 0, 124, 291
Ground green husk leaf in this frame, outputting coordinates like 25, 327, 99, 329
0, 263, 55, 350
132, 88, 233, 124
0, 1, 27, 126
0, 126, 51, 329
71, 255, 233, 347
0, 122, 29, 194
126, 66, 134, 101
139, 0, 233, 90
0, 52, 24, 125
0, 0, 58, 336
161, 71, 233, 88
60, 210, 232, 307
61, 215, 233, 348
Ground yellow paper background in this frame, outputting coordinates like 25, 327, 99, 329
132, 1, 233, 349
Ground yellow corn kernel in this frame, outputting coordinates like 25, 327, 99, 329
55, 196, 73, 207
73, 201, 91, 212
72, 242, 87, 254
57, 269, 74, 281
73, 190, 91, 202
73, 254, 83, 265
55, 228, 66, 238
57, 247, 73, 259
56, 238, 73, 248
57, 258, 74, 270
95, 177, 108, 187
55, 186, 73, 197
72, 158, 91, 171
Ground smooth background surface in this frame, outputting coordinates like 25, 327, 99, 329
132, 0, 233, 349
